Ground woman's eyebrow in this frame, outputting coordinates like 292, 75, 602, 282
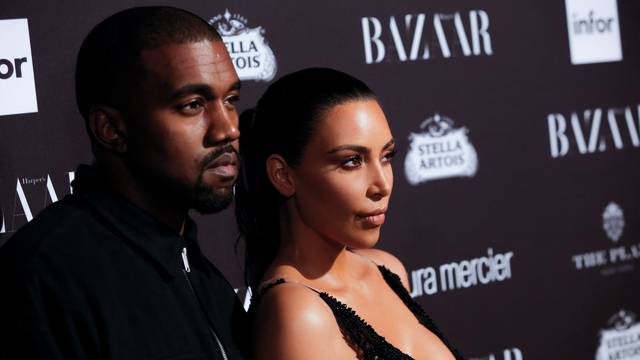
382, 139, 395, 150
326, 144, 369, 154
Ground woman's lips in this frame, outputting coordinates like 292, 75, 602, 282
356, 208, 387, 227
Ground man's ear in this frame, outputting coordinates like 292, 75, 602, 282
88, 106, 128, 153
266, 154, 296, 197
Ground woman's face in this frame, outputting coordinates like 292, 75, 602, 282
290, 99, 395, 249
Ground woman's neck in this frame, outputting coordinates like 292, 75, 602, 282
274, 202, 360, 289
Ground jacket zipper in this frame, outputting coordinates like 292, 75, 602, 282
181, 247, 229, 360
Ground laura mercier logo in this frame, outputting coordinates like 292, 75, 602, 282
0, 18, 38, 116
209, 10, 277, 82
564, 0, 622, 65
404, 113, 478, 185
596, 310, 640, 360
410, 248, 514, 297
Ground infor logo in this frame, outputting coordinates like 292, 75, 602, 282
0, 18, 38, 116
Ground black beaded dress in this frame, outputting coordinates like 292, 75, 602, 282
254, 265, 463, 360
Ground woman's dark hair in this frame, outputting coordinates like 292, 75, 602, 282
235, 68, 377, 288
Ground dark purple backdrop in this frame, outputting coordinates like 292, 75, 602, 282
1, 1, 639, 359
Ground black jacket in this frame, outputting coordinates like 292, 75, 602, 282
0, 166, 248, 359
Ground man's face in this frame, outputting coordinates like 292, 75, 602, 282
125, 40, 240, 214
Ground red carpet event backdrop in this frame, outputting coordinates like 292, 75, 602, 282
1, 1, 639, 358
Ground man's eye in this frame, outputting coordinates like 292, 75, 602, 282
342, 155, 363, 169
179, 100, 204, 114
224, 95, 240, 109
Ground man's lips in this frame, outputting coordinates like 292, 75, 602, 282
206, 152, 238, 179
356, 208, 387, 227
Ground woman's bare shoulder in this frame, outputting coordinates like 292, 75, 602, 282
253, 281, 350, 360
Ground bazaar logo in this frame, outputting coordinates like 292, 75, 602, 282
547, 104, 640, 158
361, 10, 493, 64
404, 113, 478, 185
209, 10, 277, 82
596, 309, 640, 360
0, 171, 74, 235
603, 202, 624, 243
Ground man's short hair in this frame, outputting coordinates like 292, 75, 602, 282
75, 6, 222, 125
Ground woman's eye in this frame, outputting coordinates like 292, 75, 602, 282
342, 155, 363, 169
382, 149, 397, 163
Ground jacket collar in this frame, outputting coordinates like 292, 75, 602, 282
69, 164, 205, 278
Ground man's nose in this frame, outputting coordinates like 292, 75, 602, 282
205, 101, 240, 146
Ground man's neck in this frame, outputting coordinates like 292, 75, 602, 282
97, 162, 188, 235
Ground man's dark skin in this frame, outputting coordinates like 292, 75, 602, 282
93, 40, 241, 233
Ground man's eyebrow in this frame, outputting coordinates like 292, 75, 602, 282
228, 80, 241, 92
170, 84, 214, 101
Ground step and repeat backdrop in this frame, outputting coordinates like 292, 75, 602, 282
1, 0, 639, 358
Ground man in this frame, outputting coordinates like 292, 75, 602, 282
0, 7, 247, 359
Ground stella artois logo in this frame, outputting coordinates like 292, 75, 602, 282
596, 309, 640, 360
404, 113, 478, 185
209, 10, 277, 82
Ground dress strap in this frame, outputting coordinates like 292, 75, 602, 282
256, 277, 322, 297
377, 266, 465, 360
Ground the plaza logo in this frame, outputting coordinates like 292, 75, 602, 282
410, 248, 514, 297
596, 309, 640, 360
571, 202, 639, 276
404, 113, 478, 185
0, 171, 74, 236
209, 10, 277, 82
361, 10, 492, 64
547, 104, 640, 158
603, 202, 624, 242
0, 19, 38, 116
469, 347, 523, 360
565, 0, 622, 65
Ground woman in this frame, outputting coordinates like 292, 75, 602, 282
235, 68, 461, 360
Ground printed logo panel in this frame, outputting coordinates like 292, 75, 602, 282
361, 10, 492, 64
404, 113, 478, 185
210, 10, 277, 82
596, 310, 640, 360
565, 0, 622, 65
0, 19, 38, 116
570, 202, 639, 276
410, 248, 514, 297
547, 104, 640, 158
